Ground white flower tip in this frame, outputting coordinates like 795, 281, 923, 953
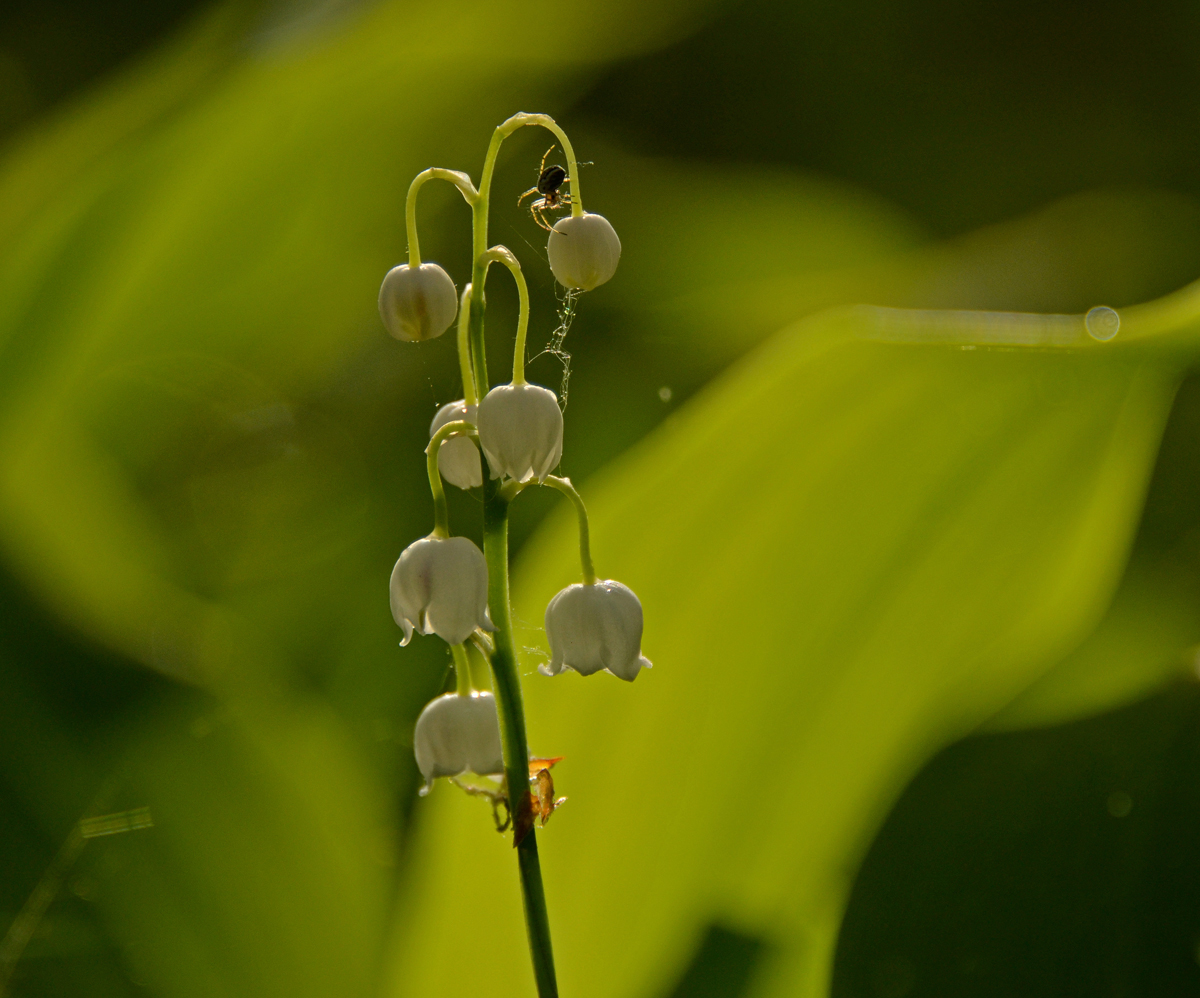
547, 213, 621, 291
543, 579, 648, 681
390, 535, 491, 646
477, 382, 564, 483
378, 262, 458, 342
413, 692, 504, 786
611, 653, 652, 683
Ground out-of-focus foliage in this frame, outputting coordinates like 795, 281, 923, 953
836, 679, 1200, 996
396, 298, 1200, 996
4, 1, 1200, 997
580, 0, 1200, 236
0, 0, 204, 142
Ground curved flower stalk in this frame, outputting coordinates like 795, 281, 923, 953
537, 475, 650, 681
471, 245, 565, 483
378, 168, 478, 342
377, 112, 637, 998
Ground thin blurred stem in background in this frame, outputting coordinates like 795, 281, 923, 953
0, 804, 152, 997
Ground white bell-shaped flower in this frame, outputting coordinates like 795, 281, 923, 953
477, 382, 563, 483
378, 262, 458, 341
414, 692, 504, 793
390, 535, 493, 645
542, 579, 651, 681
430, 400, 482, 489
547, 213, 621, 291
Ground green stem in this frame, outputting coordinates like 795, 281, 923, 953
483, 433, 558, 998
542, 476, 596, 585
456, 284, 478, 406
468, 262, 488, 398
451, 643, 474, 696
470, 113, 582, 399
467, 115, 560, 998
477, 114, 583, 238
477, 246, 530, 385
405, 168, 478, 269
426, 420, 477, 537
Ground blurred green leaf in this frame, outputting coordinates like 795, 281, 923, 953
393, 300, 1193, 997
100, 698, 394, 998
0, 0, 732, 692
834, 679, 1200, 998
601, 180, 1200, 370
984, 551, 1200, 732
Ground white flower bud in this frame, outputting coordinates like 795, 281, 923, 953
414, 692, 504, 793
430, 400, 482, 490
390, 535, 493, 646
477, 382, 563, 483
547, 213, 621, 291
542, 580, 651, 682
378, 262, 458, 341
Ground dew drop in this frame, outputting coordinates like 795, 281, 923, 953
1086, 305, 1120, 342
658, 386, 673, 402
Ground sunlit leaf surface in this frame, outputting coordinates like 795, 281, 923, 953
394, 304, 1187, 997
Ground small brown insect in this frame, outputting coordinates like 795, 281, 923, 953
534, 769, 567, 827
512, 757, 568, 846
517, 146, 572, 232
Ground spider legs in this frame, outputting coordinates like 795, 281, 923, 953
532, 201, 554, 232
532, 193, 574, 231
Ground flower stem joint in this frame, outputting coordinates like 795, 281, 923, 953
378, 111, 640, 998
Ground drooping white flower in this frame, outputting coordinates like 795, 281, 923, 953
546, 213, 621, 291
477, 382, 563, 483
378, 262, 458, 341
542, 580, 651, 681
414, 692, 504, 793
430, 400, 482, 489
390, 535, 493, 645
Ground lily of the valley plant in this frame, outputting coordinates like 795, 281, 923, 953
379, 113, 650, 998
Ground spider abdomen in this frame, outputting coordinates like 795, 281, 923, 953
538, 165, 567, 196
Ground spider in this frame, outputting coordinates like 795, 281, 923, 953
517, 145, 572, 231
